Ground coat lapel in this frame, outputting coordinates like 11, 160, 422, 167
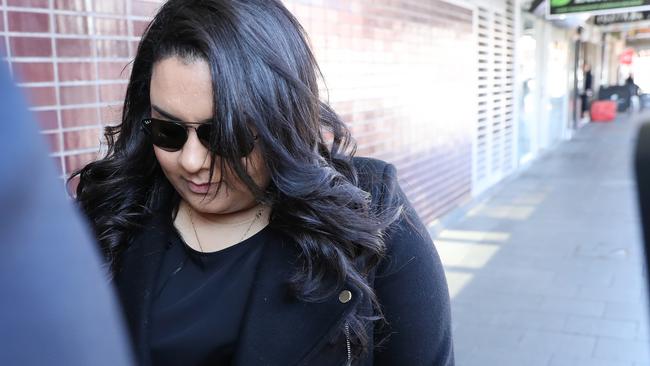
231, 229, 362, 366
113, 218, 169, 366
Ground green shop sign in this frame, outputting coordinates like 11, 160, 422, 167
550, 0, 650, 15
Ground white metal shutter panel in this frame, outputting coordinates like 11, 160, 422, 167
474, 1, 516, 194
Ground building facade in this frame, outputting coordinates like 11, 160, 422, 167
2, 0, 579, 225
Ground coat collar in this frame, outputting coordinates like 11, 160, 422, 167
114, 215, 362, 366
232, 232, 361, 366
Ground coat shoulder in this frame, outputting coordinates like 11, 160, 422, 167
352, 156, 394, 184
351, 156, 399, 211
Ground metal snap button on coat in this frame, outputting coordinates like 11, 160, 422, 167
338, 290, 352, 304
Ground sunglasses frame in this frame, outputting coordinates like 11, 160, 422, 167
141, 118, 258, 157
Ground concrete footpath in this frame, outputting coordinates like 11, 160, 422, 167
434, 113, 650, 366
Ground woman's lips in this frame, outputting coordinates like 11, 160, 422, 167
187, 180, 214, 194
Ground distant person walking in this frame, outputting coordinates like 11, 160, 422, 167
626, 74, 641, 111
626, 74, 640, 97
581, 63, 593, 119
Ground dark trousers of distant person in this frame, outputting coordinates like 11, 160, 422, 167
581, 93, 590, 117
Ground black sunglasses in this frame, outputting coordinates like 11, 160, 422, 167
141, 118, 257, 157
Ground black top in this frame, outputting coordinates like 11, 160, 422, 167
149, 224, 269, 366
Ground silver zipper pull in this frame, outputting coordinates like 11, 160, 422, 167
344, 323, 351, 366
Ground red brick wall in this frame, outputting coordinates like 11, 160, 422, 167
287, 1, 475, 223
5, 0, 474, 225
3, 0, 155, 180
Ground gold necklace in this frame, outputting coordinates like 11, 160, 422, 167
187, 205, 265, 253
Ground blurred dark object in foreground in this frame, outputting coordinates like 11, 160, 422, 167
0, 64, 133, 365
635, 122, 650, 309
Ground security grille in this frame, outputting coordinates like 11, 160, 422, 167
474, 0, 516, 194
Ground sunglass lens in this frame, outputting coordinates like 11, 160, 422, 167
196, 123, 213, 149
196, 124, 254, 157
240, 138, 256, 157
149, 119, 187, 150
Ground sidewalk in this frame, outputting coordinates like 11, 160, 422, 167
434, 113, 650, 366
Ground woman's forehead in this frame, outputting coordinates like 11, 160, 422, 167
150, 56, 213, 123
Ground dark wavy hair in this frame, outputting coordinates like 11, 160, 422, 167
70, 0, 400, 359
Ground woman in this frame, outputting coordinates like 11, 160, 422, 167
72, 0, 453, 365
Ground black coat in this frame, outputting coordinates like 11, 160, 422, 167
114, 157, 454, 366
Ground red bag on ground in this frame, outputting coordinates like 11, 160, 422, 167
590, 100, 617, 122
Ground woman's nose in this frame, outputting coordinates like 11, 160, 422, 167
178, 129, 211, 173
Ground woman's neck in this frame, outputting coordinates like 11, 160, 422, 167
173, 200, 271, 253
178, 200, 270, 228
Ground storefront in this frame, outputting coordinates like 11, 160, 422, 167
516, 1, 581, 167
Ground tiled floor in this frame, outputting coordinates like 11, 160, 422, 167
435, 113, 650, 366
